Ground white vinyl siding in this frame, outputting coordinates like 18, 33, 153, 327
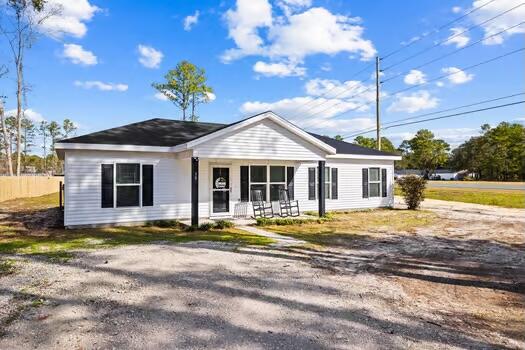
294, 159, 394, 212
193, 119, 326, 160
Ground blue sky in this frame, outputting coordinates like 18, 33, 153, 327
0, 0, 523, 154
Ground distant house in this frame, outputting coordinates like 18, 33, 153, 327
55, 111, 401, 228
394, 169, 423, 179
430, 168, 468, 180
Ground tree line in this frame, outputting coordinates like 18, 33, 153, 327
0, 108, 77, 175
347, 121, 525, 181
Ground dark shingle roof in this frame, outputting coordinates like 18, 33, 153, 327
59, 117, 398, 156
308, 133, 400, 157
59, 118, 226, 147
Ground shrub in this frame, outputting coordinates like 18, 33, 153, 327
214, 220, 234, 229
396, 175, 427, 210
148, 220, 181, 228
198, 223, 215, 231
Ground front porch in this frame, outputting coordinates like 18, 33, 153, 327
188, 156, 328, 226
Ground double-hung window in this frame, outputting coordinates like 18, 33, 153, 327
101, 163, 154, 208
308, 166, 338, 200
241, 165, 295, 202
362, 167, 388, 198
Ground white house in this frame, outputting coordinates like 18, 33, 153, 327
55, 111, 401, 228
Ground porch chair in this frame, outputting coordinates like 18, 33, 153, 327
251, 190, 274, 219
278, 189, 300, 217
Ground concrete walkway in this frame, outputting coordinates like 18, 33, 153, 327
238, 225, 306, 247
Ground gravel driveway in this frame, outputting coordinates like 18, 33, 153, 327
1, 201, 523, 349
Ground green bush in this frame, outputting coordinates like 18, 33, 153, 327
214, 220, 234, 229
198, 223, 215, 231
396, 175, 427, 210
146, 220, 181, 228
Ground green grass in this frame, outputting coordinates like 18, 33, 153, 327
0, 193, 275, 259
395, 186, 525, 209
264, 209, 437, 247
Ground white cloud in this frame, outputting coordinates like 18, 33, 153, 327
436, 81, 445, 87
74, 80, 128, 91
441, 67, 474, 84
137, 45, 163, 69
62, 44, 97, 65
154, 92, 169, 101
403, 70, 426, 85
6, 108, 45, 123
206, 92, 216, 102
239, 77, 377, 133
222, 1, 376, 65
452, 6, 462, 13
387, 90, 439, 113
434, 128, 479, 147
470, 0, 525, 45
183, 11, 200, 31
320, 63, 332, 72
277, 0, 312, 16
39, 0, 100, 38
444, 27, 470, 48
222, 0, 273, 62
253, 61, 306, 77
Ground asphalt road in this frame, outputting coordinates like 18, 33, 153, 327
427, 181, 525, 191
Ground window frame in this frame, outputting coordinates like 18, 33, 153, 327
102, 162, 154, 208
312, 166, 337, 200
248, 164, 294, 202
368, 167, 381, 198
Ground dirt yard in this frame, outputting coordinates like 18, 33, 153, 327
0, 197, 524, 349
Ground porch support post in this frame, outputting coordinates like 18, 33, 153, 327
318, 160, 326, 217
191, 157, 199, 227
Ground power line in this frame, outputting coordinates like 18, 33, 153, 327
382, 21, 525, 84
320, 47, 524, 123
386, 47, 525, 97
285, 63, 375, 120
382, 2, 525, 71
342, 100, 525, 139
380, 0, 498, 61
341, 92, 525, 138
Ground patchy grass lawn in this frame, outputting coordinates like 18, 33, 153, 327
0, 193, 274, 258
395, 186, 525, 209
265, 209, 437, 247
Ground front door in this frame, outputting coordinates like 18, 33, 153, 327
211, 167, 230, 215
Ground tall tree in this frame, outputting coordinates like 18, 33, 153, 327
0, 97, 14, 175
334, 135, 344, 141
401, 129, 450, 178
450, 122, 525, 180
21, 116, 36, 171
153, 61, 213, 121
38, 120, 48, 172
0, 0, 58, 175
62, 118, 77, 138
354, 136, 397, 153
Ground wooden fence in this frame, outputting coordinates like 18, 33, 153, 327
0, 176, 64, 202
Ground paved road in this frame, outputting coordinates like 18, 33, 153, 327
427, 181, 525, 191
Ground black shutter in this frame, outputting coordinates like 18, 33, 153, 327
308, 167, 316, 200
101, 164, 114, 208
331, 168, 338, 199
362, 168, 369, 198
142, 164, 154, 206
240, 166, 249, 202
287, 166, 294, 200
381, 168, 387, 197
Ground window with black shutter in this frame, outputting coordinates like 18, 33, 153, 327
101, 163, 153, 208
101, 164, 114, 208
142, 164, 154, 206
287, 167, 294, 200
381, 168, 387, 197
362, 168, 369, 198
331, 168, 338, 199
308, 167, 316, 200
240, 166, 249, 202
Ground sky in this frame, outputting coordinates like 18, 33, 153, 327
0, 0, 524, 155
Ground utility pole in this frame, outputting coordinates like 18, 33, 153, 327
375, 56, 381, 150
